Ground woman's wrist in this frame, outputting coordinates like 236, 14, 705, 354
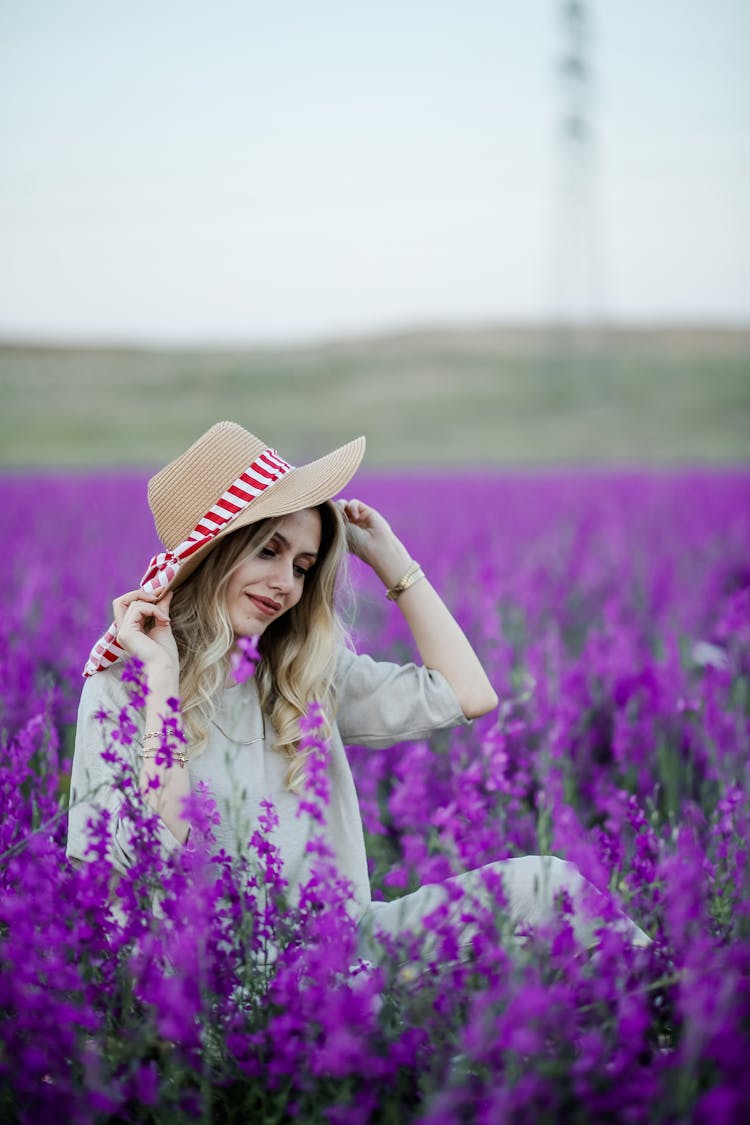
386, 561, 425, 601
366, 536, 413, 589
144, 662, 180, 700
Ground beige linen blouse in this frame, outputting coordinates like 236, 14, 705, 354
66, 647, 469, 921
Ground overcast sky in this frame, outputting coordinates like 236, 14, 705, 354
2, 0, 749, 343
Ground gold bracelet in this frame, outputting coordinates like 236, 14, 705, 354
142, 727, 180, 746
140, 748, 189, 768
386, 561, 425, 601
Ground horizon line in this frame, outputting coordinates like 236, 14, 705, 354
2, 317, 750, 353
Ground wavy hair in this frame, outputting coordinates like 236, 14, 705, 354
169, 501, 349, 790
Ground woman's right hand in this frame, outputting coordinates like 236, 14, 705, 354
113, 588, 178, 680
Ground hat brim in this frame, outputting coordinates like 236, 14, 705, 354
155, 434, 366, 594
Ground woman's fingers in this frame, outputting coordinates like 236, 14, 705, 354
338, 499, 369, 554
111, 589, 178, 672
113, 587, 171, 630
113, 587, 160, 612
338, 498, 372, 525
123, 601, 170, 631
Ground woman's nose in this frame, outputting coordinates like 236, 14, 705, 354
269, 558, 294, 592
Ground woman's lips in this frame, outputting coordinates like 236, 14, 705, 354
248, 595, 281, 617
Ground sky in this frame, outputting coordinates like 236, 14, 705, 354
1, 0, 749, 344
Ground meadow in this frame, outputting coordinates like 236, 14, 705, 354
2, 326, 749, 467
1, 465, 748, 1122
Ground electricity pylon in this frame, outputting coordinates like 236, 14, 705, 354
549, 1, 608, 349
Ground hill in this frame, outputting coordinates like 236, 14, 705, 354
1, 325, 748, 466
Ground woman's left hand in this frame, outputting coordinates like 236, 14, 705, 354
337, 498, 412, 587
339, 500, 498, 718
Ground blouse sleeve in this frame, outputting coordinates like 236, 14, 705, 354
334, 646, 471, 750
66, 668, 183, 874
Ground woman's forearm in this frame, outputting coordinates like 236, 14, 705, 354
370, 538, 499, 720
139, 667, 192, 844
110, 587, 191, 842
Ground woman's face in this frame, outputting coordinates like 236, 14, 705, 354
225, 508, 323, 638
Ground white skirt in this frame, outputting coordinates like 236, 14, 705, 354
358, 855, 651, 960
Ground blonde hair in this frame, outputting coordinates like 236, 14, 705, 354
169, 502, 348, 791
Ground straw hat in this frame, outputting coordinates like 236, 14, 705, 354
147, 420, 366, 591
82, 421, 366, 675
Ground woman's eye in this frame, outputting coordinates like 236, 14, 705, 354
259, 547, 276, 558
294, 565, 309, 579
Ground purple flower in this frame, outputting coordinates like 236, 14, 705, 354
1, 468, 749, 1121
231, 634, 261, 684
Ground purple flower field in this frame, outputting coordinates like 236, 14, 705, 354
1, 470, 749, 1123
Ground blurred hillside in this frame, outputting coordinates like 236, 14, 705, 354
1, 326, 748, 467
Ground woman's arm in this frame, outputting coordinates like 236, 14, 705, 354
112, 587, 191, 843
339, 499, 499, 720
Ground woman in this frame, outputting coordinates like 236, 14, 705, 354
68, 420, 650, 953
